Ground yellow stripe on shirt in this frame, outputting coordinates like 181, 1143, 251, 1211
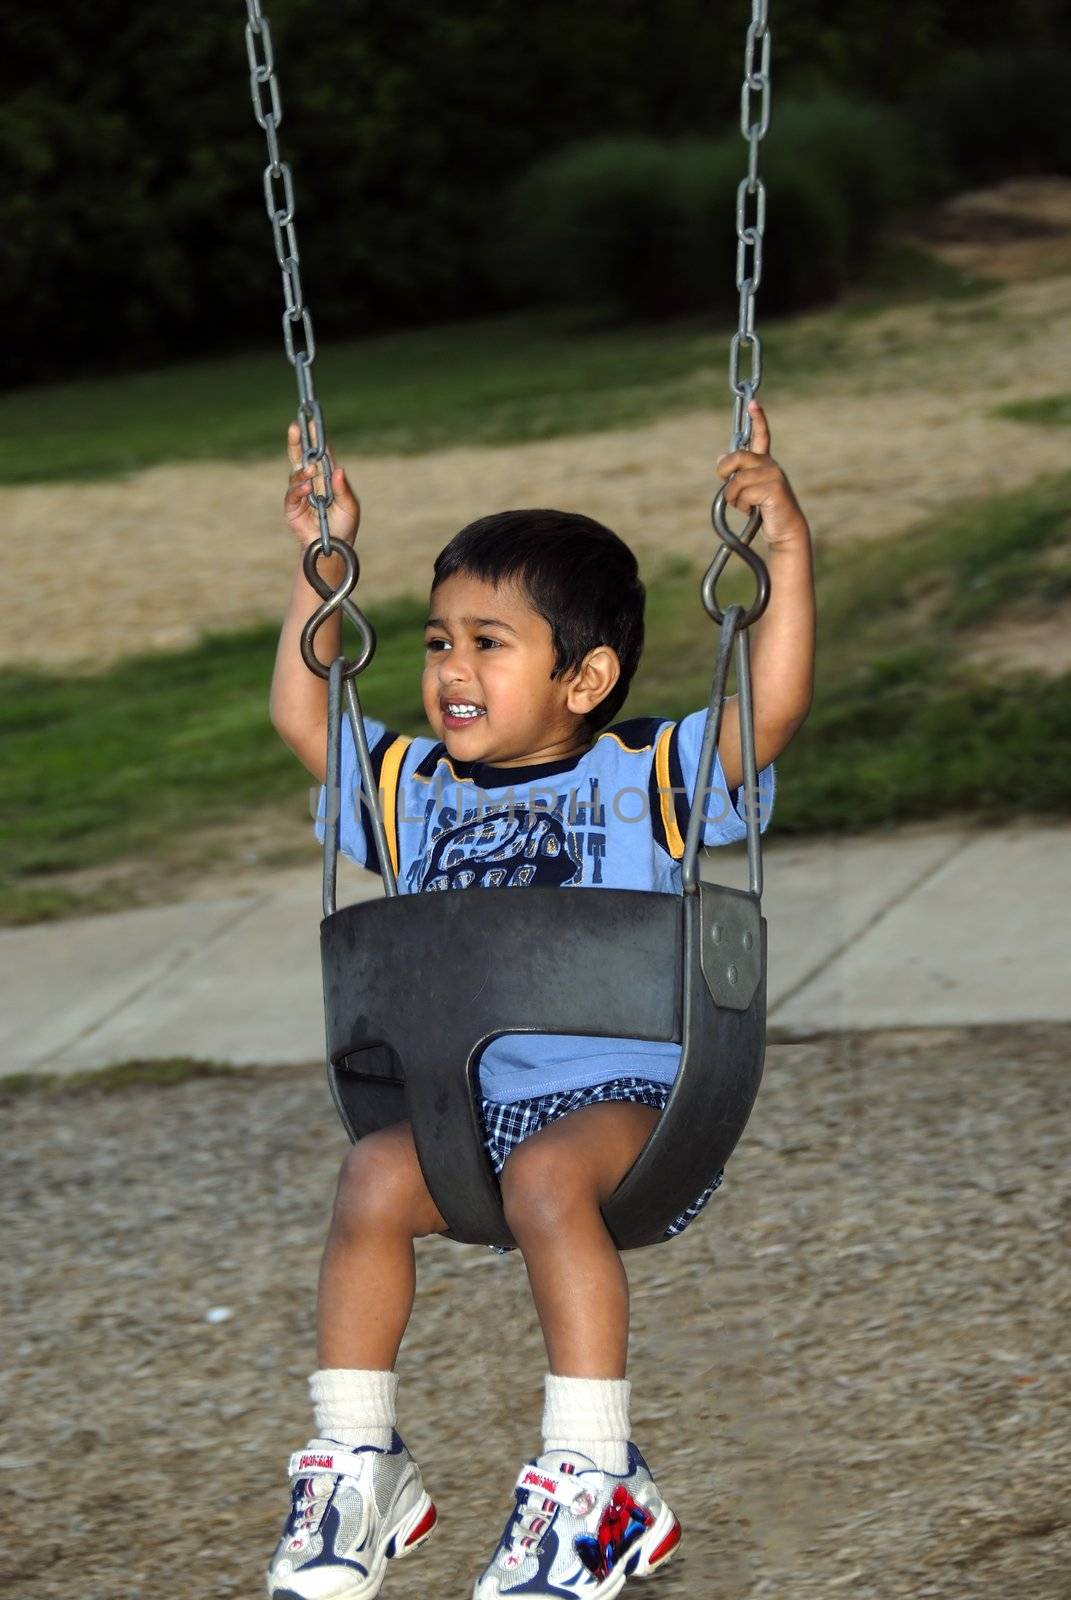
597, 728, 654, 754
378, 736, 412, 877
654, 722, 685, 859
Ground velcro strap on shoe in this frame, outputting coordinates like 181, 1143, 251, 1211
514, 1464, 602, 1508
288, 1446, 366, 1479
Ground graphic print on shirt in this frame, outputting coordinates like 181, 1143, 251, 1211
413, 804, 583, 892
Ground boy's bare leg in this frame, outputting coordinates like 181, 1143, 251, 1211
317, 1121, 447, 1369
499, 1103, 660, 1378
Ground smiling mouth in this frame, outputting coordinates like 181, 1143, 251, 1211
441, 700, 486, 724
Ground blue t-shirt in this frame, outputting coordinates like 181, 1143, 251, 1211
317, 713, 774, 1103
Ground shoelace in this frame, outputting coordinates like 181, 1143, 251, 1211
506, 1465, 595, 1560
291, 1472, 336, 1539
507, 1490, 556, 1557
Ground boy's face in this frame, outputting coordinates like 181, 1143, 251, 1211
422, 572, 615, 768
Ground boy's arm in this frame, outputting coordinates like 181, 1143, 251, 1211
712, 401, 816, 794
270, 423, 361, 782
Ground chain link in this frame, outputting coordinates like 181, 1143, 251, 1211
729, 0, 772, 453
243, 0, 334, 554
704, 0, 773, 632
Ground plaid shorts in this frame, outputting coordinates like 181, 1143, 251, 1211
479, 1076, 724, 1253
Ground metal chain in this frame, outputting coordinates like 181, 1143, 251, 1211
730, 0, 771, 454
244, 0, 333, 557
243, 0, 378, 692
704, 0, 773, 631
686, 0, 774, 899
243, 0, 393, 898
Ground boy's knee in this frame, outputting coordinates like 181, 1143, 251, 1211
500, 1138, 599, 1241
333, 1131, 437, 1237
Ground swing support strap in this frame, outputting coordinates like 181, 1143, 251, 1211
681, 607, 763, 900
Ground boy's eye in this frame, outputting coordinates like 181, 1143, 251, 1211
424, 635, 501, 652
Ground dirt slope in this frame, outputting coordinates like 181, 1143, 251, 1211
4, 180, 1070, 676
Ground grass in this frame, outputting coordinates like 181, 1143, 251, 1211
0, 1057, 274, 1099
2, 470, 1069, 923
0, 244, 990, 486
995, 392, 1071, 428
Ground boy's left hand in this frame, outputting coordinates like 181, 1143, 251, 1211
716, 400, 808, 550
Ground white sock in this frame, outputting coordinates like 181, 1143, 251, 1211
542, 1373, 631, 1475
309, 1368, 398, 1450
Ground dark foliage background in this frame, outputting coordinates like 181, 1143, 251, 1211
3, 0, 1069, 385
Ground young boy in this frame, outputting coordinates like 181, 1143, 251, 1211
267, 400, 815, 1600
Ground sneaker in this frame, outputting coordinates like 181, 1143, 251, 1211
472, 1445, 680, 1599
267, 1434, 437, 1600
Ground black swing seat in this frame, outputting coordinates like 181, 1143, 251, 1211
321, 881, 766, 1251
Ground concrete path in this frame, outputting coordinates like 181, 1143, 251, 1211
3, 822, 1068, 1078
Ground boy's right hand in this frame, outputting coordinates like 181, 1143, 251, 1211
284, 421, 361, 551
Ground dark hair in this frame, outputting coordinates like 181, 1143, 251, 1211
432, 509, 645, 731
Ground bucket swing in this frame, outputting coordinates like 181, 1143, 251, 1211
243, 0, 775, 1251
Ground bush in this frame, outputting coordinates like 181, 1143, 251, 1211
495, 95, 920, 320
499, 140, 702, 318
764, 96, 924, 267
915, 50, 1071, 188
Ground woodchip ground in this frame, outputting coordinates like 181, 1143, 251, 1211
3, 1025, 1067, 1598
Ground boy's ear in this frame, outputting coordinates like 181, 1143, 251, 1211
565, 645, 621, 715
